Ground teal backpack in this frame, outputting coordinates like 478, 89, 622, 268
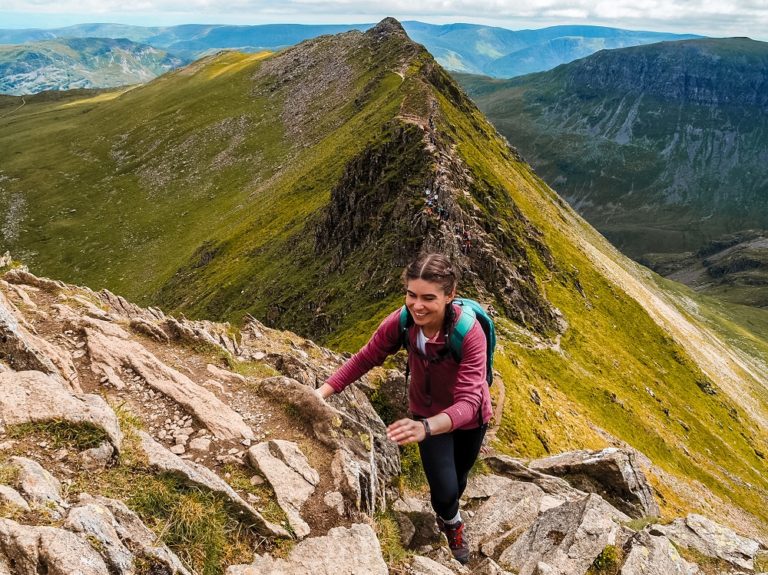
398, 297, 496, 386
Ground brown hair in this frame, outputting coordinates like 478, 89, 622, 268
402, 253, 459, 295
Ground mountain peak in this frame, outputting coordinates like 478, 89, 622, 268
366, 17, 408, 39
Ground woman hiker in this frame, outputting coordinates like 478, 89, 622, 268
316, 253, 492, 564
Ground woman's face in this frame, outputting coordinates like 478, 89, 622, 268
405, 278, 455, 334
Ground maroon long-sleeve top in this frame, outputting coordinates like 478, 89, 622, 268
327, 305, 492, 430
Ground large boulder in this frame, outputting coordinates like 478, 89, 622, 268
483, 454, 586, 500
138, 431, 290, 538
226, 523, 387, 575
529, 448, 659, 518
498, 493, 630, 575
621, 530, 701, 575
0, 371, 123, 451
655, 514, 762, 571
248, 440, 320, 539
464, 475, 555, 557
0, 517, 110, 575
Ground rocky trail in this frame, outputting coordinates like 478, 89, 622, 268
1, 266, 767, 575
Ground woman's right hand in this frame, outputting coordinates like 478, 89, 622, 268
316, 383, 335, 400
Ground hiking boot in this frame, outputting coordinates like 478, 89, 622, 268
437, 518, 470, 564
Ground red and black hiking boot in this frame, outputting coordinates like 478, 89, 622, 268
437, 518, 470, 564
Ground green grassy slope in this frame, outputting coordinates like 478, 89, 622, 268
2, 20, 768, 534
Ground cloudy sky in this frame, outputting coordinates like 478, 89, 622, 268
1, 0, 767, 41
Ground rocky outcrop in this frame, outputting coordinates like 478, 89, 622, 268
655, 514, 762, 570
138, 431, 290, 538
257, 376, 399, 514
621, 530, 701, 575
85, 494, 192, 575
484, 454, 587, 500
0, 518, 111, 575
498, 493, 630, 575
0, 485, 30, 513
0, 291, 79, 390
529, 448, 659, 518
64, 494, 192, 575
248, 440, 320, 539
0, 370, 123, 450
79, 316, 252, 441
464, 475, 556, 557
226, 523, 387, 575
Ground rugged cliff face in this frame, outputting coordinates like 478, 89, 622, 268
458, 38, 768, 265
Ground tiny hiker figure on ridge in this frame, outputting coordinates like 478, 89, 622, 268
316, 253, 493, 565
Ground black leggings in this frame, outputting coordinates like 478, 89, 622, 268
418, 424, 487, 521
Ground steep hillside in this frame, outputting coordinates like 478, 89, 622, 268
0, 37, 185, 95
457, 38, 768, 265
2, 18, 768, 540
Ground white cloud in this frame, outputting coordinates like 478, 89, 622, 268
1, 0, 767, 39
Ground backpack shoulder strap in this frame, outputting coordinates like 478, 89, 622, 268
398, 305, 412, 350
448, 302, 476, 362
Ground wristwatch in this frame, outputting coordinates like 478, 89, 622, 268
421, 419, 431, 439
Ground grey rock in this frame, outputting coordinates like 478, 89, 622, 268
529, 448, 660, 518
79, 441, 115, 471
8, 457, 64, 514
483, 455, 586, 500
0, 370, 123, 451
188, 437, 212, 452
85, 494, 192, 575
0, 517, 110, 574
498, 493, 630, 575
64, 501, 134, 574
473, 557, 515, 575
655, 514, 761, 570
226, 523, 387, 574
0, 289, 79, 390
0, 484, 30, 512
138, 431, 290, 538
258, 376, 399, 514
206, 363, 245, 383
323, 491, 345, 515
621, 530, 701, 575
466, 480, 550, 556
394, 511, 416, 547
409, 554, 456, 575
248, 440, 319, 539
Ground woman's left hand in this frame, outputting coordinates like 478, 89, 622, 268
387, 418, 426, 445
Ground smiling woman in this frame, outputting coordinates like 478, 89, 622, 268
316, 252, 492, 565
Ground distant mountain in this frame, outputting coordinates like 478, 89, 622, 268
0, 37, 185, 95
404, 22, 700, 76
0, 21, 699, 77
457, 38, 768, 304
